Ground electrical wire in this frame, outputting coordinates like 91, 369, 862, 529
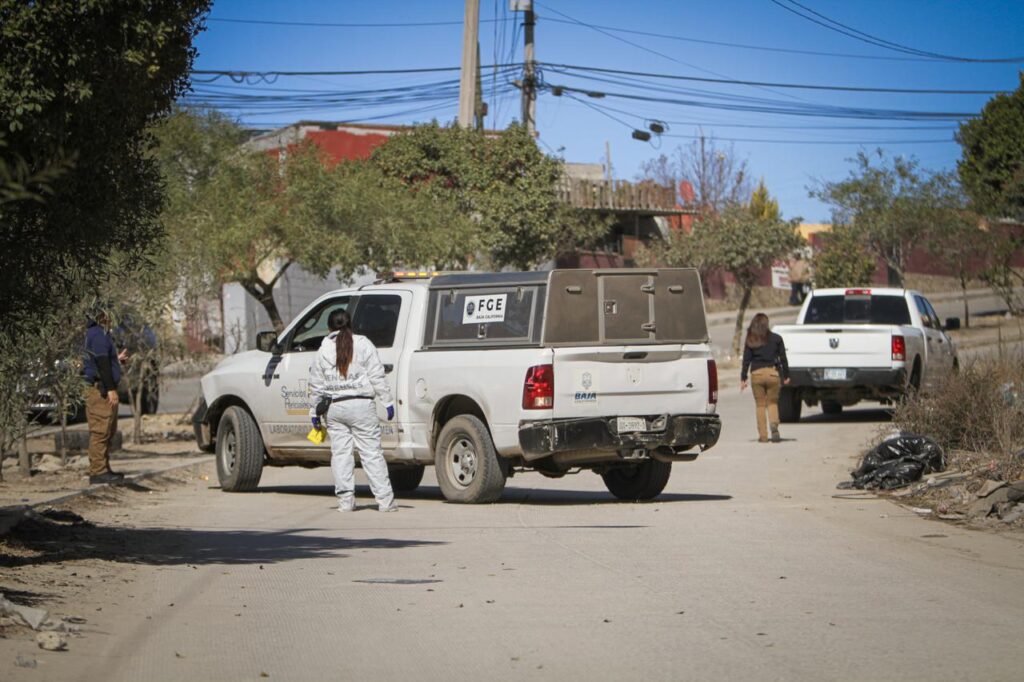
207, 17, 501, 28
532, 1, 810, 104
540, 17, 949, 63
543, 63, 1006, 95
562, 95, 955, 145
769, 0, 1024, 63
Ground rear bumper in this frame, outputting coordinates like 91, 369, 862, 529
518, 414, 721, 460
788, 367, 906, 389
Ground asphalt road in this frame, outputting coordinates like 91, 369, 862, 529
11, 387, 1024, 682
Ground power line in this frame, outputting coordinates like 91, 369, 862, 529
543, 63, 1007, 95
541, 18, 944, 63
565, 95, 954, 145
548, 83, 975, 121
207, 16, 501, 28
769, 0, 1024, 63
532, 1, 809, 104
192, 64, 521, 83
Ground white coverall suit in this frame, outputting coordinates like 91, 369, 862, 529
309, 333, 395, 512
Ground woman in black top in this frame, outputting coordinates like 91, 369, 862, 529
740, 313, 790, 443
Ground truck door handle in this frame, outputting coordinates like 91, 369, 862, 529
383, 364, 394, 373
641, 322, 656, 332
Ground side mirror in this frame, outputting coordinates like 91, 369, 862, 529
256, 331, 281, 354
944, 317, 961, 331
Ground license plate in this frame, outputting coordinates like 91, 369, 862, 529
616, 417, 647, 433
823, 368, 846, 380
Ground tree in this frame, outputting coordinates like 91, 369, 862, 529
812, 150, 940, 287
923, 174, 987, 327
957, 73, 1024, 222
370, 122, 605, 269
0, 0, 210, 329
639, 133, 752, 211
812, 226, 877, 288
158, 111, 476, 332
648, 188, 800, 357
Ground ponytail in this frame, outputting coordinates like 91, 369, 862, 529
327, 309, 354, 377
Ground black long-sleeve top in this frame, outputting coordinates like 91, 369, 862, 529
741, 332, 789, 381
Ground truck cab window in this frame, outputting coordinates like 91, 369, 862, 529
352, 295, 402, 348
287, 297, 351, 352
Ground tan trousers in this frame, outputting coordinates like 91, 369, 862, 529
750, 367, 781, 441
86, 386, 118, 476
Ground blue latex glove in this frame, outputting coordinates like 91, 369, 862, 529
386, 405, 395, 421
311, 416, 321, 430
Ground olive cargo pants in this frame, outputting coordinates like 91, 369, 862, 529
750, 367, 781, 441
85, 386, 118, 476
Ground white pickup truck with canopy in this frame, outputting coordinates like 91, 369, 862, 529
195, 269, 721, 503
773, 287, 959, 421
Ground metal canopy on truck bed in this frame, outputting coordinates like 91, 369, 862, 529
543, 269, 708, 346
425, 268, 708, 348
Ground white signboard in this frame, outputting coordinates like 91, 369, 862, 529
771, 265, 790, 290
463, 294, 508, 324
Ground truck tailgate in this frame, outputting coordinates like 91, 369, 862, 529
552, 345, 709, 418
775, 324, 893, 368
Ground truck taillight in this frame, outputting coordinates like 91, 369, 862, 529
523, 364, 554, 409
707, 359, 719, 405
892, 335, 906, 361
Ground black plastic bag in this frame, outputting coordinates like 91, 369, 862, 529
837, 433, 945, 490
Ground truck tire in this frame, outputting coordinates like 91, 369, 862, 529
778, 387, 803, 423
821, 400, 843, 415
389, 464, 425, 494
434, 415, 506, 503
601, 459, 672, 500
216, 406, 264, 492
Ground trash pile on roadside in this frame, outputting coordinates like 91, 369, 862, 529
838, 433, 1024, 526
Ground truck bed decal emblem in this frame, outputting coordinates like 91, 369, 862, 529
829, 337, 840, 349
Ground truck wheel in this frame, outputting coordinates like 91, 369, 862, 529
389, 464, 425, 494
821, 400, 843, 415
434, 415, 506, 503
601, 459, 672, 501
216, 406, 264, 492
778, 387, 803, 423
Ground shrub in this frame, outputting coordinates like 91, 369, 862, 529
892, 355, 1024, 480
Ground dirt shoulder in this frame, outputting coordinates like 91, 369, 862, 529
0, 462, 214, 670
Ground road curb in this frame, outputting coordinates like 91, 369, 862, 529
0, 456, 213, 535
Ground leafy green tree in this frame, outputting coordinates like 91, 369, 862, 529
812, 226, 877, 288
370, 122, 605, 269
0, 0, 210, 328
812, 150, 943, 287
922, 174, 987, 326
649, 189, 800, 356
157, 111, 476, 332
749, 179, 781, 221
957, 73, 1024, 222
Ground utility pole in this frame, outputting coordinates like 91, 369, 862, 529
521, 2, 536, 136
604, 140, 613, 182
458, 0, 480, 129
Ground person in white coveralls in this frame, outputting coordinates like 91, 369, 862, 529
309, 309, 397, 512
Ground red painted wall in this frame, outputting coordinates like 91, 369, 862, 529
305, 129, 390, 162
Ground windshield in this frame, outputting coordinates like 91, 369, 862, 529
804, 294, 911, 325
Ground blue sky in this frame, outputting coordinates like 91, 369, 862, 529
192, 1, 1024, 221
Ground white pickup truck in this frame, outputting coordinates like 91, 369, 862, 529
773, 287, 960, 421
195, 269, 721, 503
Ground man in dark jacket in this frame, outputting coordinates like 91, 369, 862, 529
83, 312, 127, 484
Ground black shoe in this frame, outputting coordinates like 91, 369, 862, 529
89, 471, 125, 485
770, 429, 781, 443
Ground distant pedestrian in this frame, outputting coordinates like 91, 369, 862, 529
788, 253, 810, 305
740, 313, 791, 443
82, 311, 127, 484
309, 309, 397, 513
